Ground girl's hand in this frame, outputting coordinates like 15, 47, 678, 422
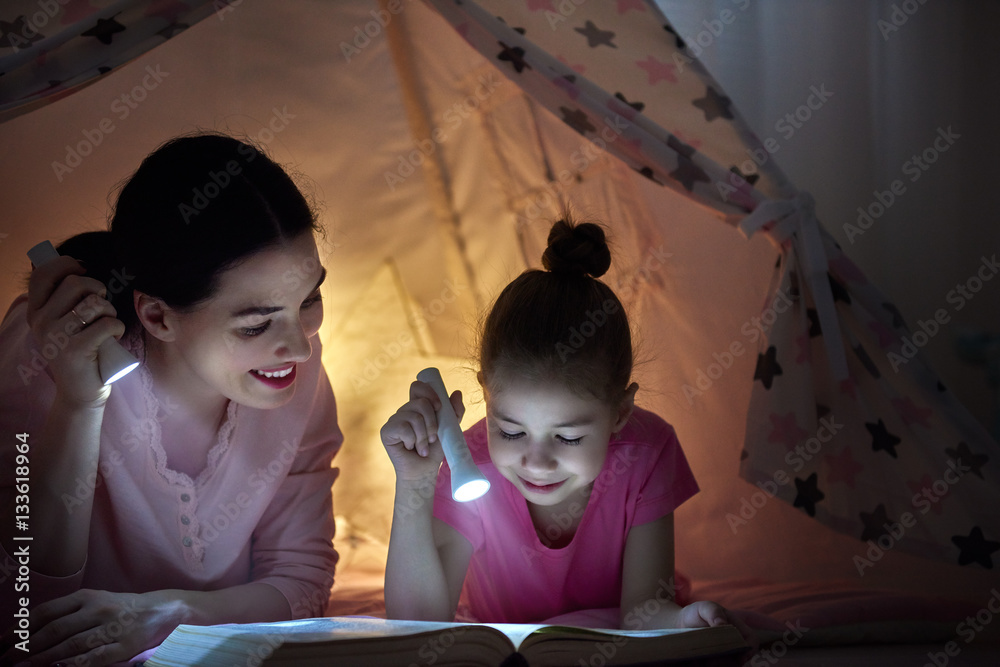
679, 601, 758, 651
26, 255, 124, 408
0, 589, 182, 667
381, 380, 465, 482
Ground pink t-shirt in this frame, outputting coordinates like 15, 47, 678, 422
0, 296, 342, 621
433, 407, 698, 624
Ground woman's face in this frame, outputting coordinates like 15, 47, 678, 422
485, 377, 632, 508
156, 232, 325, 410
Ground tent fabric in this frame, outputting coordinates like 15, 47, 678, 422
416, 0, 1000, 568
1, 0, 997, 615
0, 0, 215, 123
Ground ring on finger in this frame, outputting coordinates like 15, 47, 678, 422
70, 308, 88, 328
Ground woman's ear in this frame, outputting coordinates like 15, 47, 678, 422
613, 382, 639, 433
134, 291, 176, 342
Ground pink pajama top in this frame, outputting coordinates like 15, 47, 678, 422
0, 296, 342, 620
433, 407, 698, 624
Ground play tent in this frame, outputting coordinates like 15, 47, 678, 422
2, 0, 999, 655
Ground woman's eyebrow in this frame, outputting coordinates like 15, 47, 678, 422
231, 267, 326, 318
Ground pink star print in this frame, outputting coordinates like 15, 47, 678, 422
671, 130, 702, 151
794, 332, 811, 364
617, 0, 647, 13
825, 447, 863, 489
144, 1, 189, 22
636, 56, 677, 85
891, 396, 933, 429
767, 412, 809, 450
839, 377, 857, 400
526, 0, 556, 11
907, 474, 947, 514
557, 55, 586, 74
829, 256, 867, 285
868, 320, 895, 349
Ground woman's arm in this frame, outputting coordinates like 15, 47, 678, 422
0, 582, 293, 667
0, 257, 123, 577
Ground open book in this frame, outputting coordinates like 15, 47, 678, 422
144, 616, 747, 666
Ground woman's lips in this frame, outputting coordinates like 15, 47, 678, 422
249, 364, 297, 389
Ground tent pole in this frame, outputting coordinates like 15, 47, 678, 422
383, 0, 483, 311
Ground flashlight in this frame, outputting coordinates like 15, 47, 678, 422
417, 367, 490, 502
28, 240, 140, 385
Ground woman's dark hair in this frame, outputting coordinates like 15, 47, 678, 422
56, 133, 319, 333
478, 217, 633, 405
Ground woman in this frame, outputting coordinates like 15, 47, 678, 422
0, 134, 342, 666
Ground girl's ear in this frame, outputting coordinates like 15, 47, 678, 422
134, 291, 177, 342
613, 382, 639, 433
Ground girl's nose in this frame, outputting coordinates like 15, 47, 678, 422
521, 440, 557, 472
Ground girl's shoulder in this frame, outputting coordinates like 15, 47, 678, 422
613, 406, 679, 450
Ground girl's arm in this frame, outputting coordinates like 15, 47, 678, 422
382, 381, 473, 621
620, 513, 686, 629
621, 514, 754, 645
385, 479, 473, 620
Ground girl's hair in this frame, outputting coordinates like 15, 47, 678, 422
55, 133, 319, 333
478, 218, 633, 406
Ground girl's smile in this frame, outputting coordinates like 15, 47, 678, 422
486, 378, 634, 508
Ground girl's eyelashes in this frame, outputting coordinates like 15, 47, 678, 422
497, 428, 582, 446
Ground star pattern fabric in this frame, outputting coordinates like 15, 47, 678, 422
692, 86, 734, 121
575, 20, 617, 48
497, 42, 531, 73
7, 0, 995, 574
867, 419, 902, 458
753, 346, 782, 389
945, 442, 989, 480
82, 16, 127, 45
951, 527, 1000, 569
825, 447, 863, 489
0, 1, 215, 121
560, 107, 596, 135
1, 16, 45, 49
635, 55, 676, 85
767, 412, 808, 450
794, 473, 824, 517
859, 503, 891, 542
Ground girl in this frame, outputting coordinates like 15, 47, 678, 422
0, 134, 342, 666
382, 219, 744, 632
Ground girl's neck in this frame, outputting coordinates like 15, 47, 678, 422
527, 483, 594, 549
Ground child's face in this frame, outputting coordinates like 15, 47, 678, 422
485, 377, 631, 507
155, 232, 325, 410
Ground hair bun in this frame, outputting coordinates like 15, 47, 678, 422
541, 219, 611, 278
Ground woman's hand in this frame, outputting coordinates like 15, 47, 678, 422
679, 601, 758, 651
26, 254, 124, 408
380, 380, 465, 482
0, 589, 184, 667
